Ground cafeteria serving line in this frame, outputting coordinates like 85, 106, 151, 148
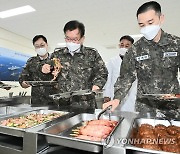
1, 70, 179, 154
0, 92, 179, 154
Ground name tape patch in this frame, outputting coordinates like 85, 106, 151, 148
136, 55, 149, 61
163, 52, 177, 58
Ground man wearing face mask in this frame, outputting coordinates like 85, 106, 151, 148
41, 20, 108, 111
103, 1, 180, 114
103, 35, 135, 105
19, 35, 58, 105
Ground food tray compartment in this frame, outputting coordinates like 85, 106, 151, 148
0, 109, 69, 137
38, 113, 123, 153
126, 118, 180, 154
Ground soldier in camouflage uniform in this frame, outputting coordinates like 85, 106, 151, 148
42, 20, 108, 111
103, 1, 180, 116
19, 35, 58, 105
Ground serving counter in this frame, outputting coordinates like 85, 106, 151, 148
0, 100, 137, 154
0, 96, 179, 154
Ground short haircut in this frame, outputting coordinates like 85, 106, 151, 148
136, 1, 161, 18
120, 35, 134, 44
63, 20, 85, 38
32, 35, 47, 45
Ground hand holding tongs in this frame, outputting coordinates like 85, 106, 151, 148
97, 105, 112, 120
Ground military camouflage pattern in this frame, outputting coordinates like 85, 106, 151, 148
19, 55, 59, 105
47, 46, 108, 109
114, 30, 180, 112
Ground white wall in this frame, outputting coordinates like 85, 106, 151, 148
0, 28, 33, 97
0, 28, 34, 54
86, 42, 119, 63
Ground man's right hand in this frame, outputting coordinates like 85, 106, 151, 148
21, 81, 30, 88
102, 99, 120, 111
42, 64, 51, 74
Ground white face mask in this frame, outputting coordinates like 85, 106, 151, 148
119, 48, 128, 56
140, 25, 160, 40
35, 48, 47, 56
66, 42, 81, 55
66, 42, 81, 52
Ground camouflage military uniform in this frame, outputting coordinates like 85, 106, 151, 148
49, 46, 108, 110
19, 55, 59, 105
114, 30, 180, 113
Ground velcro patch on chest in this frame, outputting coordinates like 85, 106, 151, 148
163, 52, 177, 58
136, 55, 149, 61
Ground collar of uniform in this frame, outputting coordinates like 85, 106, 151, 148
142, 29, 170, 46
37, 53, 50, 61
158, 30, 170, 46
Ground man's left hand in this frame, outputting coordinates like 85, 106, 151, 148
103, 99, 120, 111
92, 85, 100, 91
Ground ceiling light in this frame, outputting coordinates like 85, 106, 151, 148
0, 5, 36, 18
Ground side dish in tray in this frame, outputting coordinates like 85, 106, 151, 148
0, 112, 64, 128
132, 123, 180, 153
71, 119, 118, 141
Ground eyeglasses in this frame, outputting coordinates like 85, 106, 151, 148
64, 36, 81, 43
34, 44, 46, 49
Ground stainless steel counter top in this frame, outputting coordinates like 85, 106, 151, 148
0, 101, 139, 154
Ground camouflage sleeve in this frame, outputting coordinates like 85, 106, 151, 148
114, 47, 136, 101
18, 58, 32, 85
92, 51, 108, 89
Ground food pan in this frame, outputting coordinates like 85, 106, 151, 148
126, 118, 180, 154
0, 106, 33, 116
25, 81, 58, 87
139, 94, 180, 110
38, 113, 124, 153
0, 109, 69, 137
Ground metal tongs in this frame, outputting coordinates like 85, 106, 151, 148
72, 89, 103, 96
49, 91, 72, 100
97, 105, 112, 120
156, 109, 175, 125
50, 89, 103, 100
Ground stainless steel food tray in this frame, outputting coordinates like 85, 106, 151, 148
38, 113, 124, 153
25, 81, 58, 86
49, 89, 103, 99
0, 106, 33, 116
126, 118, 180, 154
139, 94, 180, 109
0, 109, 69, 137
